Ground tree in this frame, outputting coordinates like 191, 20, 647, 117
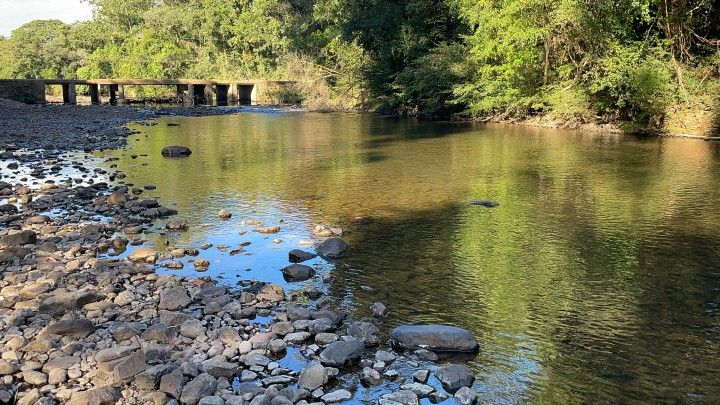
2, 20, 80, 79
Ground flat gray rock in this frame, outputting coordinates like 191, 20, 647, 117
390, 324, 479, 353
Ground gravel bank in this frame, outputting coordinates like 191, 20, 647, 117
0, 99, 246, 155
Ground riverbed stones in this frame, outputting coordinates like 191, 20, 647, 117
41, 318, 95, 338
202, 357, 237, 379
380, 390, 419, 405
0, 230, 37, 247
160, 368, 184, 399
298, 363, 328, 391
321, 389, 352, 403
22, 370, 47, 386
434, 364, 475, 393
161, 145, 192, 158
39, 289, 105, 313
390, 324, 479, 353
315, 237, 349, 259
371, 302, 388, 317
280, 264, 315, 281
180, 373, 217, 405
67, 387, 121, 405
454, 387, 478, 404
194, 258, 210, 270
112, 349, 146, 381
348, 321, 380, 346
159, 286, 191, 310
128, 247, 156, 262
256, 284, 285, 302
319, 339, 364, 367
361, 366, 383, 386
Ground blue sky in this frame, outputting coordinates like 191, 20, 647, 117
0, 0, 93, 37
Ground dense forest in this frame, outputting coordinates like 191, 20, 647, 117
0, 0, 719, 132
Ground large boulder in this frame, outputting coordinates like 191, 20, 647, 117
390, 325, 478, 353
161, 146, 192, 158
315, 237, 349, 260
41, 318, 95, 338
319, 339, 364, 367
39, 290, 105, 314
280, 264, 315, 282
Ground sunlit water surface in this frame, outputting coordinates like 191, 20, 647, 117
96, 111, 720, 403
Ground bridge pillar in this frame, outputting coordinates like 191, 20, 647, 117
117, 84, 127, 105
62, 83, 77, 105
227, 84, 238, 105
216, 85, 229, 106
187, 84, 196, 105
89, 84, 100, 105
109, 84, 118, 105
204, 85, 214, 106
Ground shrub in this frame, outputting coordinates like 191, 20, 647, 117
584, 43, 674, 132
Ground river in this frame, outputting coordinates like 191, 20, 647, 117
100, 110, 720, 403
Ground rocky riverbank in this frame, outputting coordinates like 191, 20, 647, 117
0, 106, 483, 405
0, 98, 280, 156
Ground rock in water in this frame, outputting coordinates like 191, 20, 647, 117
161, 146, 192, 158
298, 362, 328, 391
218, 209, 232, 219
280, 264, 315, 281
319, 340, 364, 367
390, 325, 479, 353
370, 302, 388, 317
316, 237, 349, 260
288, 249, 317, 263
468, 199, 499, 208
434, 364, 475, 393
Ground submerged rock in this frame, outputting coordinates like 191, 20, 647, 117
161, 146, 192, 158
468, 199, 499, 208
390, 324, 479, 353
316, 237, 349, 259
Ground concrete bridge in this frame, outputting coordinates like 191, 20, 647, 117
0, 79, 294, 106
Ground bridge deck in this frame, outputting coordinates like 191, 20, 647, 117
0, 79, 292, 86
0, 78, 294, 105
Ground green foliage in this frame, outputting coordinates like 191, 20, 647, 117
584, 44, 674, 130
0, 0, 717, 131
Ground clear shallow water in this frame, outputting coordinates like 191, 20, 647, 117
100, 111, 720, 403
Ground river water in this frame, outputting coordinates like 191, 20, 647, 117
100, 110, 720, 403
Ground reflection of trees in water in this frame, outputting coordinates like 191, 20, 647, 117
108, 113, 720, 403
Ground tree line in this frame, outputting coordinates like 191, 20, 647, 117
0, 0, 718, 132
